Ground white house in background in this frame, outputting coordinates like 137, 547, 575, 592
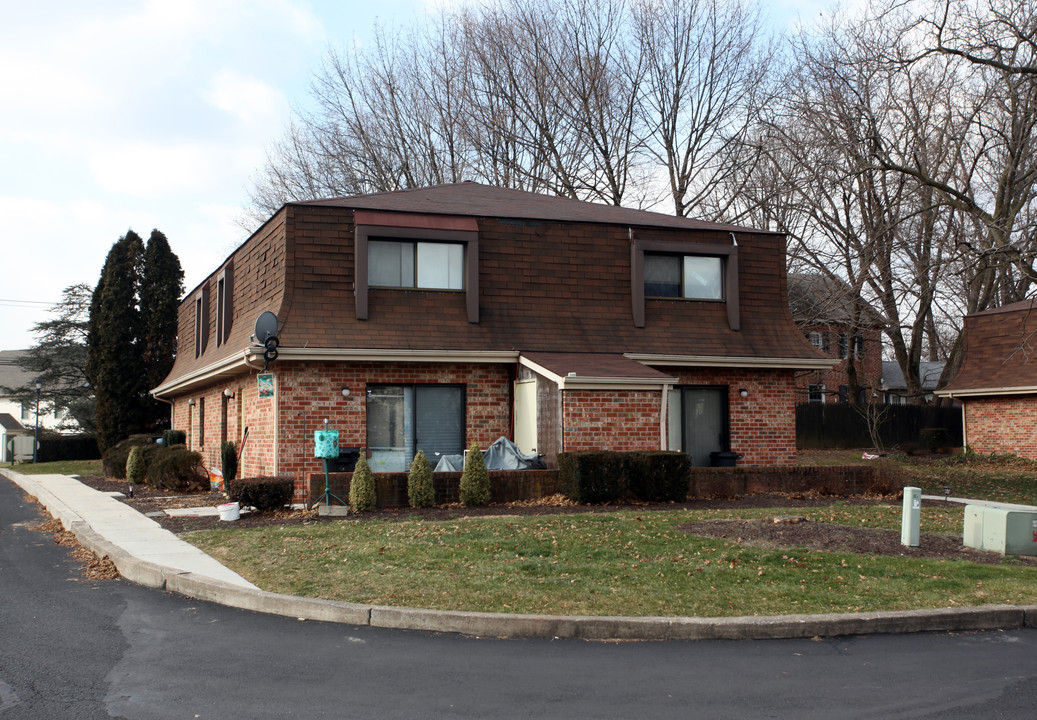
881, 360, 946, 404
0, 413, 29, 462
0, 350, 67, 433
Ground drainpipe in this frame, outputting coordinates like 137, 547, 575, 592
660, 383, 672, 450
956, 394, 967, 451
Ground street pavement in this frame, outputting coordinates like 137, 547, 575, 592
3, 467, 1037, 642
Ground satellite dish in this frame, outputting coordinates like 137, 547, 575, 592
253, 312, 278, 344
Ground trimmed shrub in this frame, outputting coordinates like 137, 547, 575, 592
126, 446, 146, 485
227, 476, 294, 512
102, 435, 158, 479
145, 446, 207, 492
408, 449, 435, 508
162, 429, 186, 447
558, 451, 627, 504
349, 453, 377, 512
221, 441, 238, 482
37, 432, 100, 462
627, 451, 691, 503
459, 442, 491, 506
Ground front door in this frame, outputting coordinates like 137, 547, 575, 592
668, 386, 728, 466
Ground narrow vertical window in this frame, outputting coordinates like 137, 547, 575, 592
216, 278, 225, 347
198, 397, 205, 448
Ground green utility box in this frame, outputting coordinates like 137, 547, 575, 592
963, 505, 1037, 556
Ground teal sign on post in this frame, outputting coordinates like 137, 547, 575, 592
314, 430, 339, 459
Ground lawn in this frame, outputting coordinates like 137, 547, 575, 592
2, 459, 103, 476
186, 499, 1037, 618
800, 449, 1037, 506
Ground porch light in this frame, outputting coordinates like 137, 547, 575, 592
341, 387, 351, 397
223, 389, 235, 398
188, 398, 195, 406
738, 388, 749, 398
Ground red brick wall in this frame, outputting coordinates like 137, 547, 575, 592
171, 378, 251, 477
664, 367, 798, 467
793, 323, 883, 403
562, 390, 660, 452
964, 395, 1037, 459
213, 361, 515, 502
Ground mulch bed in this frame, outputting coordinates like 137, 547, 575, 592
73, 474, 889, 534
679, 517, 1037, 567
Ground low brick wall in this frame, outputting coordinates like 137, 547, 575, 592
688, 464, 899, 498
307, 470, 562, 509
307, 463, 897, 508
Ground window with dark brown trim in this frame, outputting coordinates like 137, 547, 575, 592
216, 261, 233, 346
630, 238, 739, 330
194, 285, 210, 358
354, 211, 480, 323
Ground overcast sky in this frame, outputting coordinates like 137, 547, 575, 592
0, 0, 827, 353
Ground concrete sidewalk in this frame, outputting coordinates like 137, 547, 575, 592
4, 467, 1037, 641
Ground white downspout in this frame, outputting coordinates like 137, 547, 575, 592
660, 383, 672, 450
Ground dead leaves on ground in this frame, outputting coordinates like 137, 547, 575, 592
25, 517, 121, 581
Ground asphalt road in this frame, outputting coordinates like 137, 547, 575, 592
3, 477, 1037, 719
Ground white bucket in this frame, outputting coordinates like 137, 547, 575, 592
217, 502, 240, 521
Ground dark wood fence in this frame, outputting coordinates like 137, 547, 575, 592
796, 403, 963, 450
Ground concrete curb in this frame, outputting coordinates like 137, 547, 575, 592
6, 468, 1037, 641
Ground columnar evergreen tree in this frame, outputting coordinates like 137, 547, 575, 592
87, 231, 146, 452
87, 229, 183, 452
141, 229, 184, 428
459, 442, 490, 506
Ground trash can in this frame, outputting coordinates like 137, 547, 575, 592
327, 447, 361, 473
710, 451, 741, 467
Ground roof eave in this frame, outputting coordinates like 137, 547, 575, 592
625, 353, 838, 370
936, 385, 1037, 398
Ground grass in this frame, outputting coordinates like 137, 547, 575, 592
2, 459, 102, 476
186, 500, 1037, 618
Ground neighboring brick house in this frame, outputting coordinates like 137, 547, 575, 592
152, 183, 832, 502
787, 274, 884, 404
937, 299, 1037, 458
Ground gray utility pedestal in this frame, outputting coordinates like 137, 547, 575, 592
963, 505, 1037, 556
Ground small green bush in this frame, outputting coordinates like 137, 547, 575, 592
102, 435, 159, 479
227, 476, 294, 512
145, 446, 208, 492
408, 450, 435, 508
627, 451, 691, 502
558, 451, 627, 503
459, 442, 491, 506
126, 446, 146, 485
162, 429, 187, 447
221, 441, 238, 482
349, 453, 377, 512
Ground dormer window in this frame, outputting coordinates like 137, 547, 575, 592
644, 254, 723, 300
369, 240, 464, 290
194, 285, 210, 358
353, 211, 480, 323
630, 237, 739, 330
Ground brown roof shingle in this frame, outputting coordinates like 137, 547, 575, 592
942, 299, 1037, 394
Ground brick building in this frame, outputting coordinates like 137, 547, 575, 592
787, 274, 884, 404
152, 183, 832, 501
937, 299, 1037, 458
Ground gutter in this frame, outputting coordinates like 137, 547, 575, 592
626, 353, 837, 371
935, 386, 1037, 398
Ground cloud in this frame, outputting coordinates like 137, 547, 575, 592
205, 69, 290, 127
